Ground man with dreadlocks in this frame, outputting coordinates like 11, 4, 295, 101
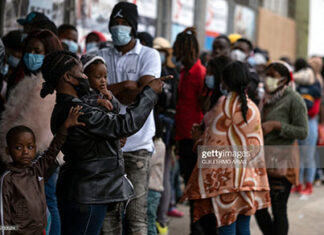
173, 27, 212, 234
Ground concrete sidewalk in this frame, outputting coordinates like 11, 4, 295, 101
168, 185, 324, 235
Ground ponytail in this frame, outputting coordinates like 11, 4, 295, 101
222, 61, 251, 123
239, 85, 248, 123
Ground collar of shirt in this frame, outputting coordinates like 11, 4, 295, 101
111, 39, 142, 57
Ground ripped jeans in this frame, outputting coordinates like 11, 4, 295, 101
101, 150, 152, 235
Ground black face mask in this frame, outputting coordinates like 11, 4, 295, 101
68, 73, 90, 97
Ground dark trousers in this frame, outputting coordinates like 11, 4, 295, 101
255, 177, 292, 235
58, 200, 108, 235
178, 139, 218, 235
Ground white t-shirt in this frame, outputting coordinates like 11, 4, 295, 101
97, 40, 161, 152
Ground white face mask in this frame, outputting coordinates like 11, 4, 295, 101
231, 49, 246, 62
265, 76, 285, 93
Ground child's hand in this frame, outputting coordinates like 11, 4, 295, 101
98, 99, 113, 111
100, 87, 113, 100
120, 137, 127, 148
63, 105, 86, 130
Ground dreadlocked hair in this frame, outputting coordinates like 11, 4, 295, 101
173, 27, 199, 67
41, 50, 79, 98
222, 61, 251, 123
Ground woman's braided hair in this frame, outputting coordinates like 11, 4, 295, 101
40, 50, 80, 98
173, 27, 199, 67
222, 61, 251, 123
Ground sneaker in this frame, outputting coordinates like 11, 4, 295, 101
300, 182, 313, 195
156, 221, 168, 235
314, 179, 321, 186
291, 184, 302, 193
167, 207, 184, 217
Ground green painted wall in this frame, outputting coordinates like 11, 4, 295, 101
294, 0, 309, 58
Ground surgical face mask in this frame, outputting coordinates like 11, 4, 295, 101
205, 75, 215, 89
247, 56, 256, 67
265, 76, 284, 93
23, 53, 44, 71
0, 63, 9, 76
159, 51, 166, 64
171, 56, 182, 70
62, 39, 78, 53
86, 42, 99, 52
21, 33, 28, 42
231, 49, 246, 62
7, 55, 20, 68
220, 83, 228, 96
110, 25, 132, 46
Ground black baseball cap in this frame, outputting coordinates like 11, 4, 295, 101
17, 11, 50, 25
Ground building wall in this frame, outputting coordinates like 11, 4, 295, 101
295, 0, 309, 58
263, 0, 289, 17
308, 0, 324, 56
257, 8, 296, 60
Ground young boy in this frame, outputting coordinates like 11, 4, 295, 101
0, 106, 84, 235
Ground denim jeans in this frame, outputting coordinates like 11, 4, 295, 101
147, 190, 162, 235
102, 150, 151, 235
58, 200, 108, 235
158, 114, 174, 146
218, 215, 251, 235
124, 150, 151, 235
101, 202, 124, 235
299, 116, 318, 183
45, 168, 60, 235
157, 147, 171, 225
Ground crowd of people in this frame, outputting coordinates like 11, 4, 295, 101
0, 1, 323, 235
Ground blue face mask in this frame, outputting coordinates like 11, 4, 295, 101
159, 51, 166, 64
21, 33, 28, 42
7, 55, 20, 68
171, 56, 182, 69
110, 25, 132, 46
62, 39, 78, 53
23, 53, 44, 71
0, 63, 9, 76
205, 75, 215, 89
86, 42, 98, 52
220, 83, 228, 96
